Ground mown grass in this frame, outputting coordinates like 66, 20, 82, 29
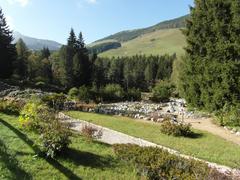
99, 28, 186, 57
0, 113, 138, 180
66, 111, 240, 168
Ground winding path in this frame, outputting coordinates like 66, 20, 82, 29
59, 112, 240, 178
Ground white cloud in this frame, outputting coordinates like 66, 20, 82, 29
6, 0, 30, 7
6, 15, 14, 30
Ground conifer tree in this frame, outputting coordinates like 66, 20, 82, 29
15, 38, 28, 78
0, 8, 16, 78
179, 0, 240, 111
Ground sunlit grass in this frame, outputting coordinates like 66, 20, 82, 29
66, 111, 240, 168
0, 113, 138, 180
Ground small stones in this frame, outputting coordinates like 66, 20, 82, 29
236, 132, 240, 136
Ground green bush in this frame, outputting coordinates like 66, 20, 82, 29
19, 100, 45, 131
103, 84, 124, 102
125, 88, 141, 101
35, 81, 46, 87
151, 81, 173, 102
41, 93, 67, 110
19, 100, 71, 157
0, 99, 23, 115
39, 112, 71, 158
113, 144, 228, 180
216, 105, 240, 127
160, 119, 193, 137
78, 86, 91, 103
68, 87, 79, 99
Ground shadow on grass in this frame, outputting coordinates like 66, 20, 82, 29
0, 118, 82, 180
61, 148, 114, 169
0, 139, 32, 180
185, 132, 203, 139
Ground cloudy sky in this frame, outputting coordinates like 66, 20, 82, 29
0, 0, 194, 44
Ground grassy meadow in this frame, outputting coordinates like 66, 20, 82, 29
99, 28, 186, 57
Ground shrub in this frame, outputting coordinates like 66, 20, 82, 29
35, 81, 46, 87
160, 119, 193, 137
216, 105, 240, 127
41, 93, 67, 110
113, 144, 229, 180
19, 100, 71, 157
39, 114, 71, 158
125, 88, 141, 101
81, 124, 102, 141
78, 86, 91, 103
68, 87, 79, 100
151, 81, 174, 102
103, 84, 124, 102
0, 99, 23, 115
19, 99, 48, 131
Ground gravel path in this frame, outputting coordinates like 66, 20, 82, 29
59, 113, 240, 178
184, 117, 240, 145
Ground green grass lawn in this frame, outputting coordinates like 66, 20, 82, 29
0, 113, 138, 180
66, 111, 240, 168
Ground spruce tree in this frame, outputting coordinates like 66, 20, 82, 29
179, 0, 240, 111
0, 8, 16, 78
15, 38, 28, 78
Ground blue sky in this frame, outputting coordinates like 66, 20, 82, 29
0, 0, 194, 44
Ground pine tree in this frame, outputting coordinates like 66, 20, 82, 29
14, 38, 28, 78
179, 0, 240, 111
41, 47, 51, 59
0, 8, 16, 78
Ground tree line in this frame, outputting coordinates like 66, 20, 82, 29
0, 8, 175, 93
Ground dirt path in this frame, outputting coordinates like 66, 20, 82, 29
184, 117, 240, 145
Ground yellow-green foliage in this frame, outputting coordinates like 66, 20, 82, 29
19, 101, 44, 130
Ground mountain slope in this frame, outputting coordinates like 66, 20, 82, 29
13, 31, 62, 51
99, 28, 186, 57
95, 15, 189, 43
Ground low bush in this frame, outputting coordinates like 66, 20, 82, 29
78, 86, 91, 103
68, 87, 79, 100
113, 144, 230, 180
19, 100, 71, 157
151, 81, 174, 102
125, 88, 141, 101
160, 118, 193, 137
103, 84, 124, 102
81, 124, 102, 141
19, 99, 44, 131
41, 93, 67, 110
216, 105, 240, 127
0, 99, 23, 115
39, 113, 71, 158
35, 81, 46, 88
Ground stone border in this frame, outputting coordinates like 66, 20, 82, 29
59, 113, 240, 178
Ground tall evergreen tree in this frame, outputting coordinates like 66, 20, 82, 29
179, 0, 240, 111
0, 8, 16, 78
15, 38, 28, 78
41, 47, 51, 59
